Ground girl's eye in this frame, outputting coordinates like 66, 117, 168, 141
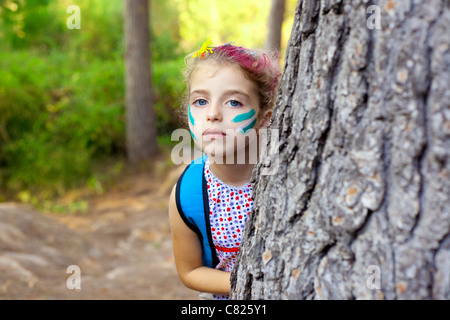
194, 99, 208, 106
227, 100, 242, 108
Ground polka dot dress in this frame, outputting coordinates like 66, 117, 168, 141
204, 158, 253, 300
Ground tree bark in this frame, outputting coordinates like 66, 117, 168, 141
267, 0, 286, 51
231, 0, 449, 300
124, 0, 158, 164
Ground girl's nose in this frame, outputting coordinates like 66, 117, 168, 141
206, 103, 222, 122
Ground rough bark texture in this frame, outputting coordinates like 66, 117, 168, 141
231, 0, 449, 300
124, 0, 158, 164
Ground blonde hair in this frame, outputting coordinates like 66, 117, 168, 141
178, 43, 282, 128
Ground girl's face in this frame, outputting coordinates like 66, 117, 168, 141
188, 63, 271, 159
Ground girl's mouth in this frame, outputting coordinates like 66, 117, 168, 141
203, 128, 226, 139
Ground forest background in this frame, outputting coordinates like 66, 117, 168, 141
0, 0, 295, 212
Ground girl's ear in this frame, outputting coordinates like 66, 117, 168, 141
258, 109, 273, 128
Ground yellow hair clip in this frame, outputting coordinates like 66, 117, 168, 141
193, 37, 214, 58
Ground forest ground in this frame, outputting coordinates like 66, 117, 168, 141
0, 154, 198, 300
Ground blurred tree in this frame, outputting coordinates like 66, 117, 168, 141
266, 0, 286, 52
124, 0, 158, 164
0, 0, 297, 198
0, 0, 63, 51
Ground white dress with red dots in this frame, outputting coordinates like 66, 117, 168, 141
204, 157, 253, 300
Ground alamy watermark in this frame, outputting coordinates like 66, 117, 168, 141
65, 4, 380, 31
66, 265, 81, 290
366, 265, 381, 290
67, 5, 81, 30
170, 128, 280, 176
367, 5, 381, 30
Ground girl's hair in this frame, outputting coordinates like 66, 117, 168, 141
178, 42, 282, 128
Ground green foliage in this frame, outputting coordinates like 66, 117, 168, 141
0, 49, 125, 195
176, 0, 270, 50
0, 0, 295, 205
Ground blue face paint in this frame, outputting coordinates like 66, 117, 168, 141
231, 109, 256, 123
189, 104, 195, 126
190, 129, 197, 141
188, 104, 197, 141
233, 108, 257, 134
240, 118, 257, 134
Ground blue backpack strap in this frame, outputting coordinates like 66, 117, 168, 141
175, 155, 218, 268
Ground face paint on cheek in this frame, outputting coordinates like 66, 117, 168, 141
190, 129, 197, 141
239, 117, 257, 134
188, 104, 195, 126
232, 109, 258, 134
232, 109, 255, 123
188, 104, 197, 141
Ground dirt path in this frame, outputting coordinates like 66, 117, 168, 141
0, 160, 198, 300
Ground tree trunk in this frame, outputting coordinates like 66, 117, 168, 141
231, 0, 449, 300
267, 0, 286, 52
124, 0, 158, 164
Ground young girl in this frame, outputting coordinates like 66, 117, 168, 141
168, 39, 281, 300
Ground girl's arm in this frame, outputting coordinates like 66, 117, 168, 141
168, 184, 231, 295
